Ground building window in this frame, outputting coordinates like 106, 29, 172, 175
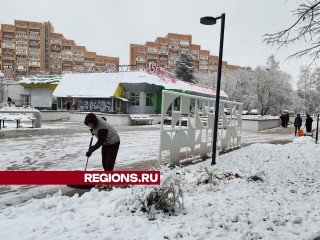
51, 39, 60, 44
146, 93, 154, 106
20, 94, 30, 106
200, 55, 208, 60
180, 40, 189, 45
148, 48, 157, 53
130, 92, 140, 106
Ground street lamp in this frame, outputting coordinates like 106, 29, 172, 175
200, 14, 225, 165
0, 71, 4, 103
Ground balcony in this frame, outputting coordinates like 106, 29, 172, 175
74, 62, 84, 66
73, 57, 83, 61
169, 45, 179, 50
29, 66, 40, 71
29, 45, 40, 49
199, 65, 208, 70
179, 41, 190, 46
3, 33, 14, 38
147, 54, 158, 59
159, 56, 168, 61
16, 65, 27, 70
16, 44, 27, 49
16, 33, 28, 38
62, 51, 73, 55
3, 55, 14, 59
50, 65, 62, 69
136, 58, 146, 63
29, 34, 40, 39
158, 50, 168, 55
16, 71, 28, 76
29, 62, 41, 67
3, 43, 15, 48
62, 61, 72, 66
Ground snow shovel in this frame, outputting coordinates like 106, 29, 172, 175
84, 132, 94, 171
67, 131, 96, 190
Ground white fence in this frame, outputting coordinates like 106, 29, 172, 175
159, 90, 243, 166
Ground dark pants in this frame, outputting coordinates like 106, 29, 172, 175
101, 142, 120, 171
306, 125, 312, 133
295, 126, 300, 136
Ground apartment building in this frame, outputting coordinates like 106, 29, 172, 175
0, 20, 119, 81
130, 33, 241, 72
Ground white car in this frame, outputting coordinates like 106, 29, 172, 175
224, 108, 230, 115
250, 109, 259, 115
242, 110, 249, 115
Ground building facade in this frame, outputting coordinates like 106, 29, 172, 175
130, 33, 241, 72
0, 20, 119, 81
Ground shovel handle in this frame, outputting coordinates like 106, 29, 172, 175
85, 134, 94, 171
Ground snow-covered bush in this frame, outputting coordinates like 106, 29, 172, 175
197, 167, 220, 185
115, 170, 184, 220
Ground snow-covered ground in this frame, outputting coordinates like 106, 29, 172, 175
1, 121, 320, 239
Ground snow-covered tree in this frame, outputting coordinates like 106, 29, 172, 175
252, 56, 294, 115
174, 52, 195, 83
220, 68, 255, 110
264, 1, 320, 64
297, 66, 320, 113
195, 56, 294, 115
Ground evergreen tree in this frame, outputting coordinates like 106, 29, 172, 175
174, 52, 195, 83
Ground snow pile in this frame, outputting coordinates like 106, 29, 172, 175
19, 75, 62, 85
0, 104, 37, 121
0, 103, 35, 110
1, 137, 320, 239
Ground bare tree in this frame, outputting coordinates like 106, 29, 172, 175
264, 1, 320, 65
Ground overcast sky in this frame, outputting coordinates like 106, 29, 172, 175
0, 0, 310, 86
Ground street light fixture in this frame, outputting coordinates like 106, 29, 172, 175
0, 71, 4, 103
200, 14, 225, 165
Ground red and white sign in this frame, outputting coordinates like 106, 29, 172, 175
0, 171, 160, 185
149, 62, 176, 78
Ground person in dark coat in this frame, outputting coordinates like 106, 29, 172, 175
305, 114, 313, 133
284, 114, 289, 128
280, 114, 285, 127
84, 113, 120, 171
67, 102, 71, 110
294, 114, 302, 136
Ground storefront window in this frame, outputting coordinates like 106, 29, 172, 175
130, 92, 140, 106
146, 93, 154, 106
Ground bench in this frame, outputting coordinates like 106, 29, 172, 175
130, 115, 154, 125
0, 109, 42, 128
0, 117, 38, 130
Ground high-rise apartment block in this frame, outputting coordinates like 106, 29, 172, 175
0, 20, 119, 81
130, 33, 241, 72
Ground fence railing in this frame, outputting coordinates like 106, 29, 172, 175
159, 90, 243, 166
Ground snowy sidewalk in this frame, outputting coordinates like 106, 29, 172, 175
1, 135, 320, 239
0, 121, 305, 209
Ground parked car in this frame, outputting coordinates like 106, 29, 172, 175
282, 110, 295, 116
250, 109, 259, 115
224, 108, 230, 115
242, 110, 249, 115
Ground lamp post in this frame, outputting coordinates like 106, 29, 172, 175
0, 71, 4, 103
200, 13, 225, 165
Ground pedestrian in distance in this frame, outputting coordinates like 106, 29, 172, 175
294, 114, 302, 136
84, 113, 120, 171
280, 114, 285, 127
66, 102, 71, 110
284, 113, 289, 128
305, 114, 313, 133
